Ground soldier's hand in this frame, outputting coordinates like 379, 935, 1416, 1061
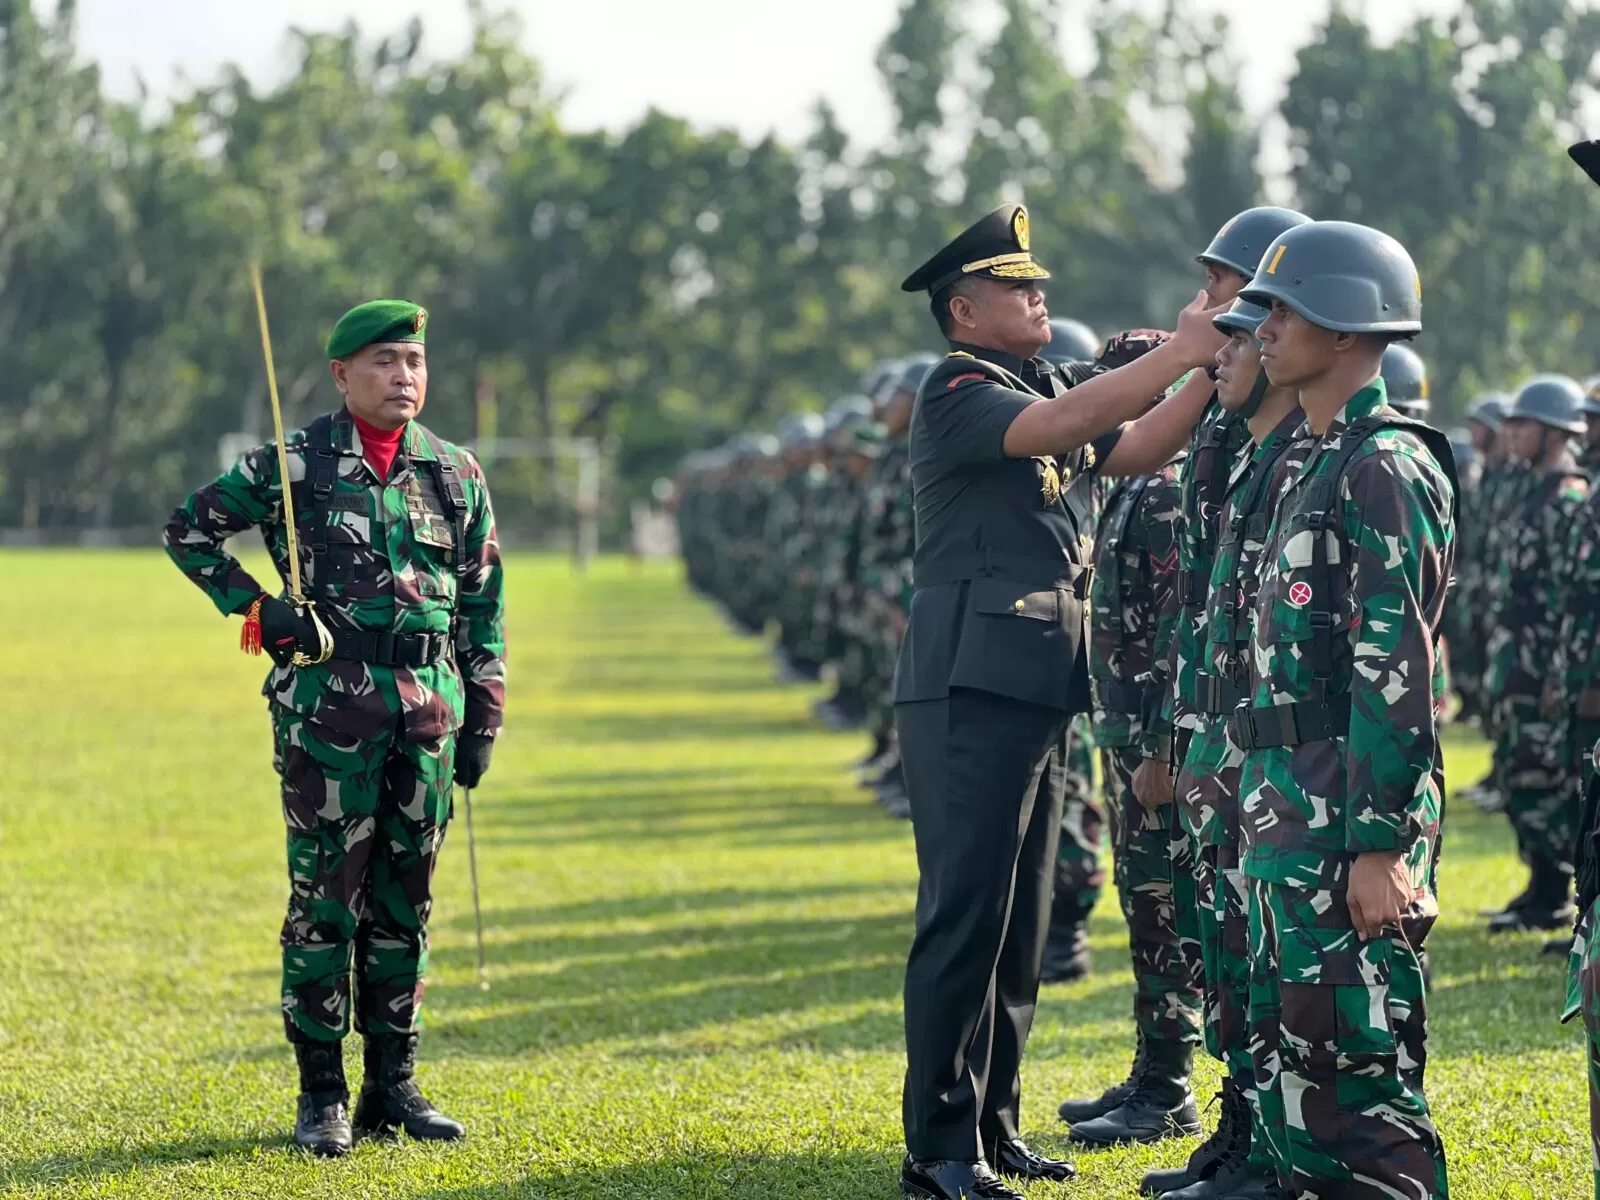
454, 733, 495, 789
258, 596, 316, 668
1347, 850, 1415, 941
1541, 679, 1562, 719
1132, 758, 1174, 810
1171, 290, 1233, 369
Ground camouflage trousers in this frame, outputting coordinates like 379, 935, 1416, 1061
273, 704, 454, 1045
1564, 889, 1600, 1199
1055, 715, 1104, 916
1498, 696, 1577, 872
1102, 746, 1202, 1045
1247, 878, 1447, 1199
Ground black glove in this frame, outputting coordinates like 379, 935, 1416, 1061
1095, 328, 1172, 371
258, 595, 317, 668
454, 733, 495, 789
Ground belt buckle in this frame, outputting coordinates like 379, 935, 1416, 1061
1232, 709, 1259, 752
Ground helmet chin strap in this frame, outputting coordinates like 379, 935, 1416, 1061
1239, 367, 1270, 420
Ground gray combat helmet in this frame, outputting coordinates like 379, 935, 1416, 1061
1213, 299, 1272, 417
1239, 221, 1422, 335
1468, 393, 1511, 432
778, 412, 826, 447
1583, 376, 1600, 417
899, 354, 941, 394
825, 393, 876, 436
1507, 374, 1586, 435
1212, 298, 1270, 338
1381, 344, 1430, 419
1041, 319, 1100, 365
1198, 206, 1313, 279
862, 360, 902, 398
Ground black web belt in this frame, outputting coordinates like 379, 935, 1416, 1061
1228, 693, 1351, 750
1092, 680, 1147, 714
330, 629, 453, 668
1196, 673, 1243, 715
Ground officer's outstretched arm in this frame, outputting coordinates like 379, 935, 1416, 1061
1001, 291, 1227, 458
457, 456, 507, 740
1097, 369, 1214, 477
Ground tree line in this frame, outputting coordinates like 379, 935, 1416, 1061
2, 0, 1598, 537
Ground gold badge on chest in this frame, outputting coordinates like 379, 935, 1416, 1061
1037, 456, 1068, 506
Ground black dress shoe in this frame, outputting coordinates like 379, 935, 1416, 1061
353, 1033, 465, 1142
1544, 933, 1577, 956
900, 1157, 1023, 1200
990, 1138, 1076, 1182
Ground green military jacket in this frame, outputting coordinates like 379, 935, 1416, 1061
1238, 382, 1455, 892
1087, 461, 1182, 755
1155, 395, 1253, 740
1174, 407, 1310, 847
164, 408, 506, 745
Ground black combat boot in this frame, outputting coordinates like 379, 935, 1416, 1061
353, 1032, 466, 1142
1059, 1034, 1145, 1125
877, 761, 912, 820
1039, 896, 1092, 984
1067, 1038, 1200, 1146
1489, 853, 1575, 932
292, 1040, 353, 1158
1139, 1075, 1247, 1195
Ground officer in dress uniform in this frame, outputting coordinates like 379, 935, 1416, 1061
892, 203, 1228, 1200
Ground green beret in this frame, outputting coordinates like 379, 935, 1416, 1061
325, 299, 429, 359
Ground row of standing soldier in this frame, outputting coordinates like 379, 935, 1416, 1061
675, 195, 1600, 1200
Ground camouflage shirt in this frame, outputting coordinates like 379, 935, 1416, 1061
1239, 383, 1456, 891
1484, 457, 1590, 701
1088, 461, 1182, 755
1553, 487, 1600, 706
1176, 408, 1311, 847
1156, 395, 1253, 736
164, 408, 506, 744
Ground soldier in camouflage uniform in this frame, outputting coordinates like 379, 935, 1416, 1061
1061, 434, 1206, 1150
1484, 376, 1590, 932
858, 357, 938, 814
1072, 207, 1307, 1142
1140, 302, 1311, 1197
1567, 737, 1600, 1200
1231, 221, 1454, 1200
1447, 395, 1510, 734
165, 300, 505, 1157
812, 396, 879, 729
768, 423, 831, 683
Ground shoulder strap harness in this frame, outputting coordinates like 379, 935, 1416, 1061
1231, 414, 1458, 749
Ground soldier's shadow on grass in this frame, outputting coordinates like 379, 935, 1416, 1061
410, 1149, 943, 1200
415, 904, 1141, 1060
2, 1133, 289, 1190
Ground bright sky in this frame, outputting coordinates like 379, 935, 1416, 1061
73, 0, 1462, 150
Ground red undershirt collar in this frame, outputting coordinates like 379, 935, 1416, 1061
351, 412, 408, 481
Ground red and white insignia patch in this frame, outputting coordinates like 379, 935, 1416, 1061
1288, 581, 1313, 608
947, 372, 986, 390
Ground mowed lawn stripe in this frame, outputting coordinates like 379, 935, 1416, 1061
0, 551, 1585, 1198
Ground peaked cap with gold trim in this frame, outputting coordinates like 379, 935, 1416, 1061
900, 203, 1050, 295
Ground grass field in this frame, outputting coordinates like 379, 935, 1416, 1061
0, 551, 1587, 1199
